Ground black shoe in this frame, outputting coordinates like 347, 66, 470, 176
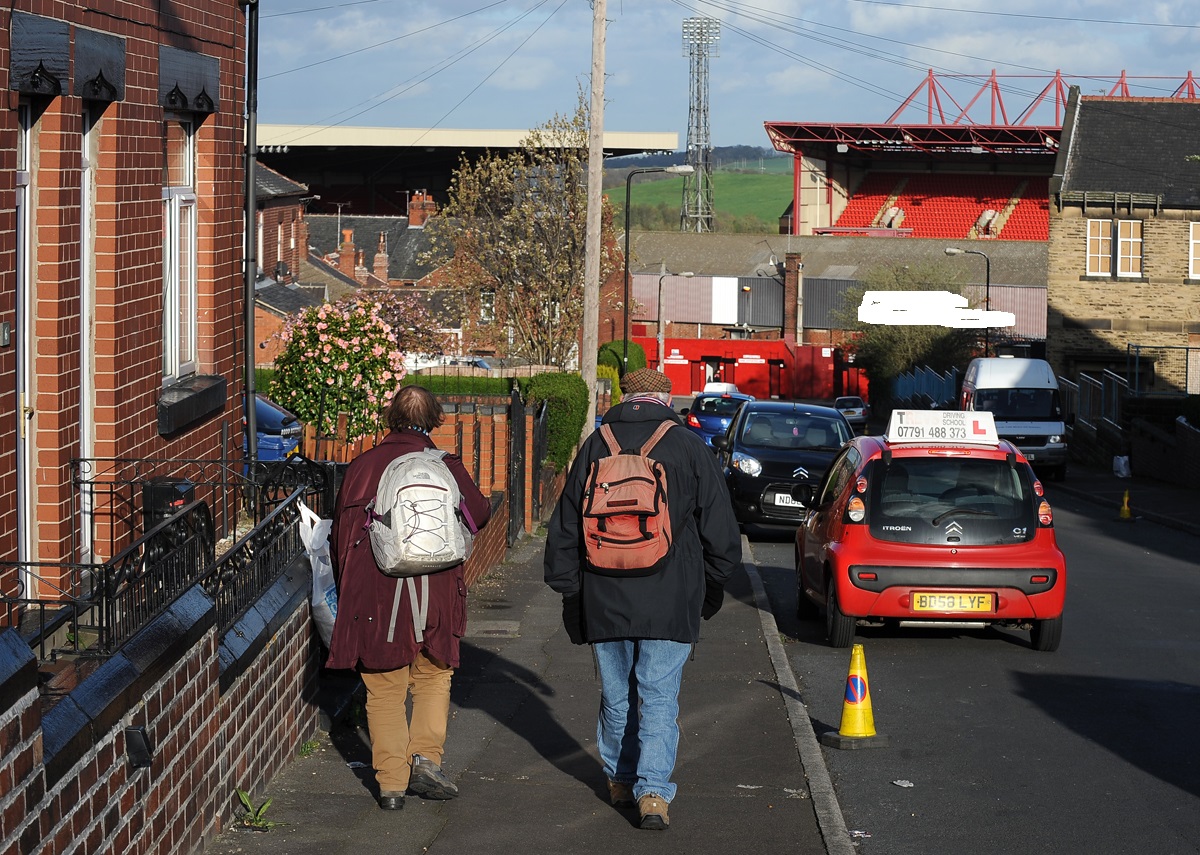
408, 754, 459, 800
378, 792, 405, 810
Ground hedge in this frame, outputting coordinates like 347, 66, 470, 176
598, 340, 646, 376
521, 372, 589, 472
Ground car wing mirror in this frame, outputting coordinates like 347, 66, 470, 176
680, 407, 690, 416
712, 435, 729, 451
792, 484, 816, 507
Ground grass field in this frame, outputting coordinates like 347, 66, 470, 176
605, 170, 793, 227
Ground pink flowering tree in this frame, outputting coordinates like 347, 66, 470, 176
271, 293, 442, 440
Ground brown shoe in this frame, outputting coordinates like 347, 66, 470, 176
637, 793, 669, 830
607, 780, 635, 807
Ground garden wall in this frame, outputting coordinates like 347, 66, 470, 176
0, 559, 317, 855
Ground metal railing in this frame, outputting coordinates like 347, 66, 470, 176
1127, 343, 1199, 396
892, 366, 960, 408
202, 489, 306, 634
1074, 370, 1129, 430
3, 470, 325, 667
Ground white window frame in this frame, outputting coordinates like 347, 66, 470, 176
163, 118, 197, 382
1085, 219, 1111, 276
1189, 223, 1200, 279
1116, 219, 1142, 278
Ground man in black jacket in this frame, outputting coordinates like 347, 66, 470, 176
544, 368, 741, 831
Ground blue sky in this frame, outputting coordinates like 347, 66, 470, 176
259, 1, 1199, 148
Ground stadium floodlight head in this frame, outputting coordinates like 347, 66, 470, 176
682, 17, 721, 51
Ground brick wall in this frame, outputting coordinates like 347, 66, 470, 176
0, 1, 247, 593
0, 565, 317, 855
258, 202, 307, 283
1130, 416, 1200, 487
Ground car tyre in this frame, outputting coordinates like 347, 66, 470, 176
1030, 615, 1063, 652
795, 551, 820, 620
825, 579, 855, 648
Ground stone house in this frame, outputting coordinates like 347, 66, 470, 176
1047, 89, 1200, 392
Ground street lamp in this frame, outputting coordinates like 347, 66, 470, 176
657, 271, 694, 367
623, 164, 694, 369
945, 246, 992, 356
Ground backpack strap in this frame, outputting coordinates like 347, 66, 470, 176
600, 420, 675, 456
599, 424, 623, 456
640, 421, 676, 455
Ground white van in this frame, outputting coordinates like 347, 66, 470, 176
959, 357, 1068, 480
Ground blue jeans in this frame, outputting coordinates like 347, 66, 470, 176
594, 639, 691, 803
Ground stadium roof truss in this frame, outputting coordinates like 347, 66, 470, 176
765, 70, 1199, 159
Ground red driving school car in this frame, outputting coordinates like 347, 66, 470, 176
794, 409, 1066, 651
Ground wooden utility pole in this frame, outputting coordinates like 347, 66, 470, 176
581, 0, 606, 441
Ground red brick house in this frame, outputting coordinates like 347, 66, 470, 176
0, 3, 246, 582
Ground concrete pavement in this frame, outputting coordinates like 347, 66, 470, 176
207, 533, 845, 855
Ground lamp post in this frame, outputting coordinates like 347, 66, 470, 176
623, 164, 694, 369
741, 284, 752, 334
945, 246, 991, 356
657, 271, 694, 368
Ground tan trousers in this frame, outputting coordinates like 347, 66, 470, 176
361, 652, 453, 793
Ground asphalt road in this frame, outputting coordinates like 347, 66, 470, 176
749, 489, 1200, 855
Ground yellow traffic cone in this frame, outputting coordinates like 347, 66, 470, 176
1119, 490, 1133, 521
820, 643, 889, 749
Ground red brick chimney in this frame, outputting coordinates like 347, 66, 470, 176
408, 190, 437, 228
373, 232, 389, 282
339, 229, 355, 277
784, 252, 802, 345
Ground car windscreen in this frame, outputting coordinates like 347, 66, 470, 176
739, 413, 851, 450
866, 456, 1037, 545
973, 388, 1061, 421
835, 398, 863, 409
696, 396, 744, 417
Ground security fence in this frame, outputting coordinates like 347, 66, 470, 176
1127, 344, 1199, 396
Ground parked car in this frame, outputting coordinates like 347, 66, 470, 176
683, 390, 754, 447
713, 400, 853, 526
833, 395, 869, 429
794, 409, 1066, 651
245, 394, 303, 460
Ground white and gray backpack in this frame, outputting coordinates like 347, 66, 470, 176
364, 448, 476, 577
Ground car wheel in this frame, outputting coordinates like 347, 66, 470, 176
795, 550, 820, 620
825, 579, 855, 648
1030, 615, 1063, 652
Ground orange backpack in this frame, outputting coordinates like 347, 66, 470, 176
581, 422, 675, 576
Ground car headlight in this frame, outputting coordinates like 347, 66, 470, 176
1048, 435, 1061, 444
732, 452, 762, 477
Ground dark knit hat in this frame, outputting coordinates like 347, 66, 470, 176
622, 368, 672, 395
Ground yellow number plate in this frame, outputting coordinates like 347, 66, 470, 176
912, 592, 994, 613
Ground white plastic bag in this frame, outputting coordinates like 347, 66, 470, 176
1112, 455, 1131, 479
299, 501, 337, 647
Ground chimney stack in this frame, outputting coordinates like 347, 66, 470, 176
339, 229, 356, 277
407, 190, 437, 228
373, 231, 389, 283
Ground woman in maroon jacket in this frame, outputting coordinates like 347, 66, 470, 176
327, 385, 490, 810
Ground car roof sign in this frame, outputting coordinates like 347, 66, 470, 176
886, 409, 999, 446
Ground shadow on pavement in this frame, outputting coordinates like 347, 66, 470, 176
454, 641, 597, 789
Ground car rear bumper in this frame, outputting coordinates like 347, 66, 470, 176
838, 563, 1065, 620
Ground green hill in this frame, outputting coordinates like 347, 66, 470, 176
605, 171, 792, 232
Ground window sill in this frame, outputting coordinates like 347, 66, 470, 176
157, 374, 226, 436
1079, 275, 1149, 283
